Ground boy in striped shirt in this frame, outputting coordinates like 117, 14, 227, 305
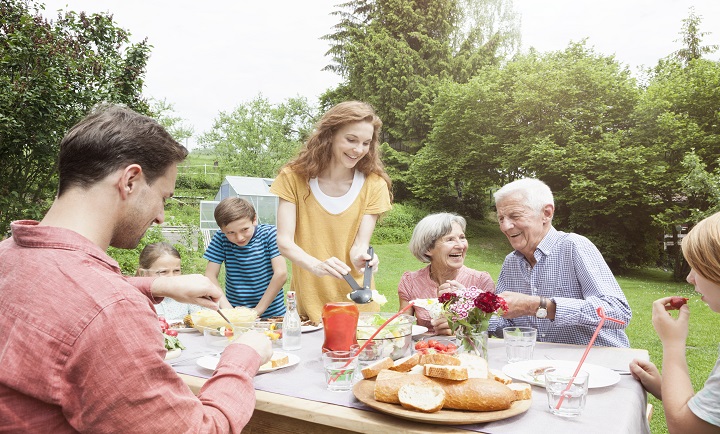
204, 198, 287, 318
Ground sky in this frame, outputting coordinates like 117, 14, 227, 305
40, 0, 720, 148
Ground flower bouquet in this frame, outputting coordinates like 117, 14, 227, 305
439, 287, 508, 360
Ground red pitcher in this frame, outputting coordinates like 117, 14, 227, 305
322, 302, 359, 352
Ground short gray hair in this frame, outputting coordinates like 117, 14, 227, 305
493, 178, 554, 214
408, 213, 467, 263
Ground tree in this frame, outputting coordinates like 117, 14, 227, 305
198, 95, 316, 178
673, 7, 718, 65
149, 98, 194, 144
322, 0, 520, 201
0, 0, 150, 234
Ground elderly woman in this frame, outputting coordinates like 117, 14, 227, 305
398, 213, 495, 335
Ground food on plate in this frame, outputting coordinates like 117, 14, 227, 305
668, 296, 689, 310
259, 352, 290, 370
398, 383, 446, 413
373, 370, 515, 411
414, 337, 458, 355
158, 317, 185, 350
527, 365, 553, 381
423, 364, 469, 381
419, 353, 460, 367
389, 353, 421, 372
183, 314, 194, 328
361, 357, 394, 379
191, 307, 257, 331
508, 383, 532, 400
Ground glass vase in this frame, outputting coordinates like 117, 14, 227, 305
455, 329, 489, 362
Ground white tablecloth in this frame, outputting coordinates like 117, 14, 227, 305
173, 329, 651, 434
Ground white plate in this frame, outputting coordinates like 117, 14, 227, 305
301, 324, 323, 333
197, 352, 301, 374
173, 327, 197, 333
412, 325, 429, 336
502, 359, 620, 389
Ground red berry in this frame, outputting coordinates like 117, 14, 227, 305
668, 296, 689, 310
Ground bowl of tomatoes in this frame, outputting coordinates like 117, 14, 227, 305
413, 336, 458, 355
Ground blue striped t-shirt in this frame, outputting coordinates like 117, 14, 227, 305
203, 224, 285, 318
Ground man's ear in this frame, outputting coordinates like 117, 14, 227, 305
542, 204, 554, 223
117, 164, 143, 199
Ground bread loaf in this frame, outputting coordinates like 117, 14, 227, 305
374, 370, 515, 411
423, 364, 469, 381
360, 357, 394, 379
398, 383, 445, 413
420, 353, 461, 366
389, 353, 421, 372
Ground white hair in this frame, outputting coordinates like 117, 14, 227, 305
408, 213, 467, 263
493, 178, 554, 214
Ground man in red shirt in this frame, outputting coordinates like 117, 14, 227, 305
0, 104, 272, 433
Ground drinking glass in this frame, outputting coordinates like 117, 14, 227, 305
322, 350, 358, 392
545, 368, 589, 417
503, 326, 537, 363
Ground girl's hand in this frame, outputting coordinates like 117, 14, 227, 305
629, 358, 662, 400
651, 296, 690, 347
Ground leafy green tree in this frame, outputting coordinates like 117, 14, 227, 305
150, 98, 194, 144
673, 6, 718, 65
0, 0, 150, 234
198, 95, 316, 178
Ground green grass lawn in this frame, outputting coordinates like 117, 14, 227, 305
371, 229, 714, 434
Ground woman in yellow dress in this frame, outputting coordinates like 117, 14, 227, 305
270, 101, 392, 323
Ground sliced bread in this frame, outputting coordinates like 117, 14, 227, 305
456, 353, 489, 379
259, 352, 290, 371
420, 353, 461, 366
489, 368, 513, 385
389, 353, 421, 372
508, 382, 532, 401
398, 383, 446, 413
360, 357, 394, 379
424, 364, 469, 381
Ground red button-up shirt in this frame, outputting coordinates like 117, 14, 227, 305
0, 221, 261, 433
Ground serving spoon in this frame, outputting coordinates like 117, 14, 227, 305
345, 246, 374, 304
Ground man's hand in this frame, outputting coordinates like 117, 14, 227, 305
430, 317, 453, 336
496, 291, 539, 319
233, 330, 273, 366
151, 274, 223, 310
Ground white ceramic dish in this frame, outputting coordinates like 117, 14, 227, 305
197, 352, 300, 374
411, 325, 429, 336
502, 359, 621, 389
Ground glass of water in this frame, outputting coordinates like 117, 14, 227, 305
322, 350, 358, 392
545, 368, 589, 417
503, 326, 537, 363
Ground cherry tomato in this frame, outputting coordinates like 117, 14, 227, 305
415, 341, 429, 350
427, 339, 438, 349
224, 328, 234, 338
446, 343, 458, 353
165, 329, 178, 337
434, 343, 447, 353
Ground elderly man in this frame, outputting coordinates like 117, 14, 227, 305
0, 104, 272, 432
489, 178, 631, 347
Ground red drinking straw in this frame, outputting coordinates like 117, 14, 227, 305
554, 307, 625, 410
330, 301, 415, 383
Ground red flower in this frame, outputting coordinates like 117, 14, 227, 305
474, 292, 498, 313
438, 292, 455, 304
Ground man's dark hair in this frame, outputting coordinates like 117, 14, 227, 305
57, 104, 188, 196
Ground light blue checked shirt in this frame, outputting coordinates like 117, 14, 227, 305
489, 227, 631, 347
